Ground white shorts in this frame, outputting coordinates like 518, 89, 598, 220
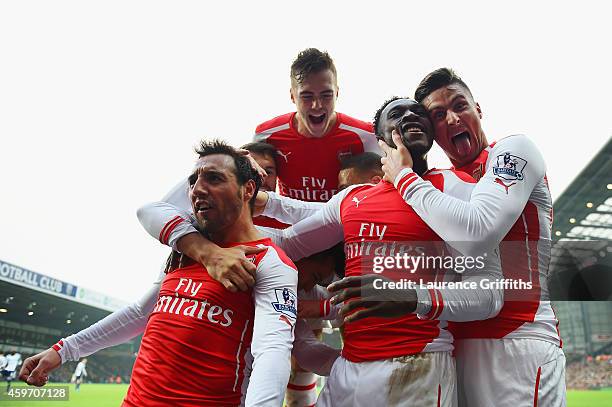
317, 352, 457, 407
455, 338, 566, 407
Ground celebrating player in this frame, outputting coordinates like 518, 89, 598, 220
254, 48, 380, 202
255, 97, 504, 407
373, 68, 564, 406
337, 152, 383, 191
241, 142, 278, 193
21, 141, 299, 406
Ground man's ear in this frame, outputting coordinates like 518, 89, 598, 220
370, 175, 382, 185
244, 179, 256, 202
290, 87, 296, 104
476, 102, 483, 119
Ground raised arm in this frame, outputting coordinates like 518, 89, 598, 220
388, 135, 546, 256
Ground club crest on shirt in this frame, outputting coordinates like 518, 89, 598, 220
493, 152, 527, 181
271, 288, 297, 318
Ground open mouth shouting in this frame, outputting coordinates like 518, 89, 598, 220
450, 130, 472, 156
308, 112, 327, 126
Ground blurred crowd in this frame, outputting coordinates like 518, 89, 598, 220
566, 354, 612, 390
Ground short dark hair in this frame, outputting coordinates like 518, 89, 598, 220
372, 96, 405, 138
340, 152, 382, 174
290, 48, 337, 87
194, 139, 262, 208
240, 141, 277, 159
414, 67, 473, 103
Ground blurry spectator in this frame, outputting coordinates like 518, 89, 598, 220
566, 354, 612, 390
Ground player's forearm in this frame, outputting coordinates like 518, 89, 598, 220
56, 277, 161, 363
415, 254, 504, 322
415, 278, 503, 322
55, 303, 148, 363
394, 169, 520, 256
262, 191, 325, 224
137, 201, 198, 249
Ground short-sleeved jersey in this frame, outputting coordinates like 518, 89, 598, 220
122, 238, 297, 407
254, 112, 379, 202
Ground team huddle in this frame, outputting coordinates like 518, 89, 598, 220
18, 49, 566, 406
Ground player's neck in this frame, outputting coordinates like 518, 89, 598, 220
413, 156, 428, 176
208, 213, 261, 246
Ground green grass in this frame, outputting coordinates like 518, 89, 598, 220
567, 388, 612, 407
1, 382, 611, 406
0, 383, 128, 407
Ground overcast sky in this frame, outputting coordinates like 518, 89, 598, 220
1, 1, 610, 302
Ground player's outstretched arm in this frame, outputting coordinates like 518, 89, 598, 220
329, 269, 504, 323
274, 187, 354, 261
245, 248, 298, 407
381, 133, 547, 256
20, 272, 164, 386
258, 191, 325, 224
19, 349, 60, 387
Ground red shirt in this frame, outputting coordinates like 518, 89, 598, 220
122, 239, 298, 406
254, 112, 379, 202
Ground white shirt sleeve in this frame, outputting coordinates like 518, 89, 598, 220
56, 270, 164, 363
292, 319, 340, 376
273, 187, 355, 261
136, 178, 199, 250
245, 246, 299, 407
406, 171, 504, 322
414, 246, 504, 322
262, 192, 325, 224
393, 135, 546, 257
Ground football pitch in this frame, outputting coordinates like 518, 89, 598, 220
0, 383, 610, 406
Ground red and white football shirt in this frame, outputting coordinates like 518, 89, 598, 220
254, 112, 380, 202
274, 169, 478, 362
122, 239, 298, 407
392, 135, 561, 345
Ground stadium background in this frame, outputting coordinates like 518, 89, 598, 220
1, 138, 610, 406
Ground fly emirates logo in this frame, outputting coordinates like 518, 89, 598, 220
279, 176, 337, 201
345, 222, 427, 261
153, 278, 234, 327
